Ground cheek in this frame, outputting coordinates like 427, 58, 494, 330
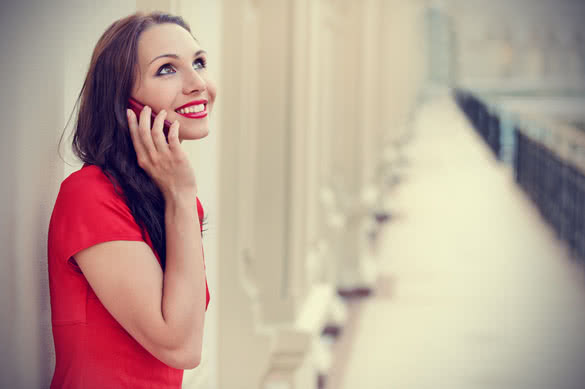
140, 81, 178, 110
206, 79, 218, 106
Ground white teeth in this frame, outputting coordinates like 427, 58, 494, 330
177, 104, 205, 114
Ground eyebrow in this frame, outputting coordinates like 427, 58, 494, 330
149, 50, 207, 65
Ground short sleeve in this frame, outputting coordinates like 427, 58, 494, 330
195, 197, 210, 309
48, 166, 144, 269
196, 197, 204, 232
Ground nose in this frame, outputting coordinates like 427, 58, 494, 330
183, 69, 206, 95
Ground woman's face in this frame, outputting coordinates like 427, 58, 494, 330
131, 23, 216, 140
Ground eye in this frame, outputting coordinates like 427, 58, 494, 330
193, 57, 207, 71
156, 64, 176, 76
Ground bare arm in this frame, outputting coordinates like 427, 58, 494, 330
74, 107, 206, 369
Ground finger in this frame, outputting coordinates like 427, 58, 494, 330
167, 120, 181, 152
138, 106, 157, 158
151, 110, 169, 153
126, 109, 146, 157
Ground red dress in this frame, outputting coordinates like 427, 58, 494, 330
48, 165, 209, 389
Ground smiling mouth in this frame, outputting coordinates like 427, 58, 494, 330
177, 104, 204, 114
175, 102, 208, 119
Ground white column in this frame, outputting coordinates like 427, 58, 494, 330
217, 0, 344, 387
217, 1, 274, 388
323, 0, 376, 293
374, 0, 427, 217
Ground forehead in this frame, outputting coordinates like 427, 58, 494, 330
137, 23, 200, 62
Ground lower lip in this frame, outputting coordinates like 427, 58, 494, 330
176, 106, 207, 119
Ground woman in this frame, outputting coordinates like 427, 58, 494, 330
48, 11, 215, 388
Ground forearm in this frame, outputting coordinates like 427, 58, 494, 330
160, 194, 207, 351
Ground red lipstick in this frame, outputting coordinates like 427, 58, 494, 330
175, 100, 208, 119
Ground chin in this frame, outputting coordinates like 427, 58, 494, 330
180, 127, 210, 141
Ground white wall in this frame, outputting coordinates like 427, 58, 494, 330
0, 2, 66, 387
0, 2, 142, 388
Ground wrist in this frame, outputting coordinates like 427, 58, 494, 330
164, 190, 196, 210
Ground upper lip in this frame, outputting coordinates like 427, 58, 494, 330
176, 100, 208, 111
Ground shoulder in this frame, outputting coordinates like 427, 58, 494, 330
53, 165, 131, 216
50, 165, 138, 236
59, 165, 119, 200
49, 165, 143, 264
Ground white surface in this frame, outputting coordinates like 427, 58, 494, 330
340, 97, 585, 389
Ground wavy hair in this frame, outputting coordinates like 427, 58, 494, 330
68, 12, 194, 269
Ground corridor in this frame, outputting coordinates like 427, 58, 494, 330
3, 1, 585, 387
333, 97, 585, 389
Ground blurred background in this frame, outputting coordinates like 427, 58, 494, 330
1, 0, 585, 388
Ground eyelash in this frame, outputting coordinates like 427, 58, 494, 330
156, 58, 207, 76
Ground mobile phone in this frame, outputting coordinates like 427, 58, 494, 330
128, 97, 172, 136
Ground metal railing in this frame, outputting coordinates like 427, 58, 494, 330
454, 88, 585, 263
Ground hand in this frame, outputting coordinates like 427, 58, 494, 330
127, 106, 197, 200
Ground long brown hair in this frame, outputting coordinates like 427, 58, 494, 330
70, 12, 193, 268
